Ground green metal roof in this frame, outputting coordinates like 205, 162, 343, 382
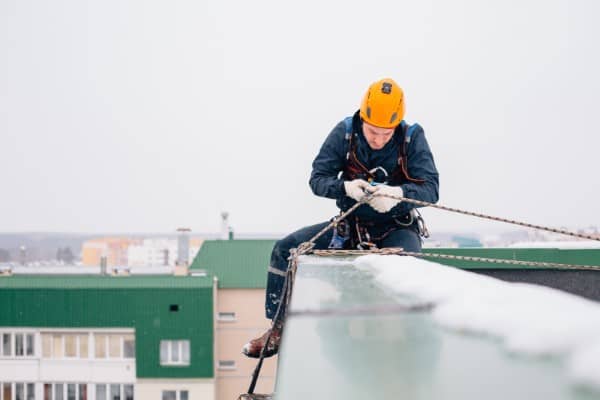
423, 247, 600, 269
190, 239, 276, 289
0, 275, 213, 289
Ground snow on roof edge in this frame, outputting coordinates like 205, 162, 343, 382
354, 254, 600, 391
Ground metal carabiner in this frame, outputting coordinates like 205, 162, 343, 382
368, 166, 389, 185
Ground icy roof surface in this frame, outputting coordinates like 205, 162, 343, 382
276, 255, 600, 399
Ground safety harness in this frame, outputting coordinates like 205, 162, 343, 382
330, 116, 429, 250
342, 115, 425, 185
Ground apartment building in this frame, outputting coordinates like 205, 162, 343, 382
127, 238, 203, 267
81, 238, 142, 267
0, 275, 215, 400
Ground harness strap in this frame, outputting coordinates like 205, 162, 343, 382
268, 266, 286, 277
343, 116, 424, 184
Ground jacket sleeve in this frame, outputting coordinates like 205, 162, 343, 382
309, 121, 348, 199
393, 124, 439, 215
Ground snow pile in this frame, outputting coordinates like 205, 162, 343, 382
292, 277, 341, 310
297, 255, 355, 267
355, 254, 600, 390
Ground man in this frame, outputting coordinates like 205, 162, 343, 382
243, 78, 439, 358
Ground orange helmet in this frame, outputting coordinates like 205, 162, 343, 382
359, 78, 405, 128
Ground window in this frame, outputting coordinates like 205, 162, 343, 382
181, 341, 189, 364
95, 384, 133, 400
42, 383, 89, 400
67, 383, 75, 400
161, 390, 188, 400
124, 385, 134, 400
95, 385, 105, 400
54, 384, 63, 400
217, 312, 236, 322
0, 332, 35, 358
15, 334, 24, 356
16, 383, 23, 400
0, 383, 35, 400
42, 335, 52, 358
94, 333, 135, 360
218, 360, 236, 370
2, 382, 12, 400
40, 332, 134, 360
109, 335, 120, 358
123, 334, 135, 359
159, 340, 190, 366
162, 391, 175, 400
53, 335, 63, 358
44, 384, 52, 400
78, 384, 86, 400
79, 336, 88, 358
109, 384, 119, 400
2, 334, 11, 356
95, 335, 107, 358
27, 384, 34, 400
26, 335, 34, 356
65, 336, 77, 357
41, 333, 89, 359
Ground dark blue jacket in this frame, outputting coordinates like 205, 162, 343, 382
309, 112, 439, 222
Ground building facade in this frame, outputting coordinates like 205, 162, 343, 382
81, 239, 142, 267
127, 238, 203, 268
0, 275, 215, 400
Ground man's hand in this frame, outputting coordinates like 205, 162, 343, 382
343, 179, 371, 201
366, 184, 404, 213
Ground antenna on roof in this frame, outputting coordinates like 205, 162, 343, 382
221, 212, 230, 240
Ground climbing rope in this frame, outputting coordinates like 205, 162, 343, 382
312, 248, 406, 256
310, 248, 600, 271
400, 250, 600, 271
373, 193, 600, 242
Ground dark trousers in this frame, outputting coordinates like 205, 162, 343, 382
265, 221, 422, 320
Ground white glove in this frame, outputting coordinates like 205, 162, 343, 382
367, 184, 403, 213
343, 179, 370, 201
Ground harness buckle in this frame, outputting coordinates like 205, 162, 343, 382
367, 166, 389, 185
412, 209, 430, 238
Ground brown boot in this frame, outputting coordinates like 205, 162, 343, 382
242, 322, 283, 358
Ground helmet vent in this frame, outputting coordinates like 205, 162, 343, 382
381, 82, 392, 94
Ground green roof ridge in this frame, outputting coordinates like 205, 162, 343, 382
190, 239, 276, 288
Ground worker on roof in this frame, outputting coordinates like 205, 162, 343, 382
243, 78, 439, 358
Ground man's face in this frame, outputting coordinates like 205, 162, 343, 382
362, 121, 395, 150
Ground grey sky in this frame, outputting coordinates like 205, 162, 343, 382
1, 0, 599, 234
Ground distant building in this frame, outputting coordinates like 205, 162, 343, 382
81, 238, 141, 267
82, 238, 202, 268
127, 238, 203, 267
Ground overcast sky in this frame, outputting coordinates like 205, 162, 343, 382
1, 0, 599, 235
